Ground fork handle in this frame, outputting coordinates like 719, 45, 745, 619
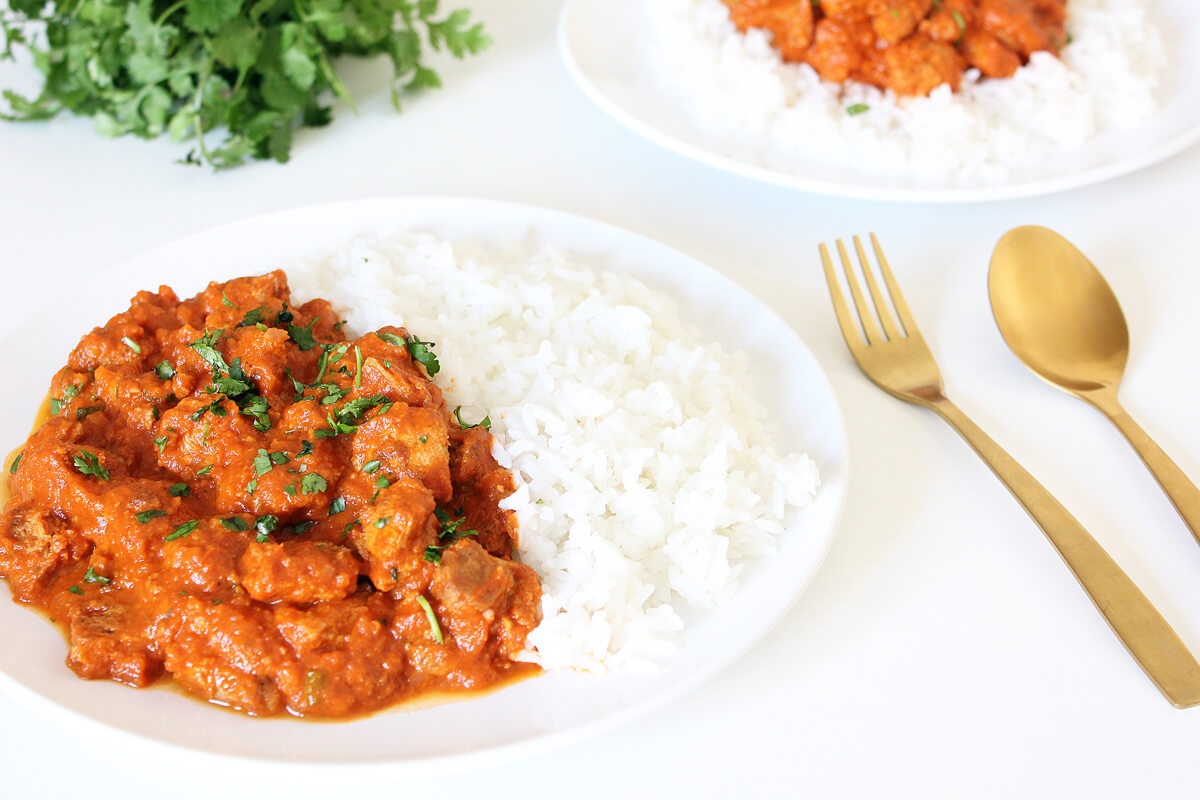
1085, 390, 1200, 551
930, 397, 1200, 708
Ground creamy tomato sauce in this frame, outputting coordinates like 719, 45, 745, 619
0, 272, 541, 717
723, 0, 1068, 96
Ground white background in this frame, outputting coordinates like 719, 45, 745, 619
2, 1, 1199, 797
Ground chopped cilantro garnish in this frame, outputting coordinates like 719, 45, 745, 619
291, 521, 316, 535
155, 361, 176, 380
405, 335, 440, 377
277, 305, 294, 325
286, 320, 318, 351
353, 345, 364, 389
165, 520, 198, 541
374, 517, 390, 528
453, 406, 491, 431
72, 450, 110, 481
246, 478, 258, 495
416, 595, 443, 644
300, 473, 327, 495
222, 290, 237, 308
221, 517, 249, 531
135, 509, 167, 524
168, 482, 190, 497
253, 449, 274, 477
424, 546, 442, 565
83, 565, 110, 585
9, 452, 22, 474
122, 336, 142, 354
239, 306, 267, 327
196, 464, 213, 476
419, 435, 427, 444
375, 331, 405, 348
434, 507, 478, 543
846, 103, 870, 116
371, 476, 390, 501
298, 440, 314, 457
254, 514, 279, 543
237, 394, 271, 431
328, 497, 346, 515
76, 406, 102, 420
284, 484, 297, 496
363, 460, 381, 474
50, 398, 62, 415
67, 585, 83, 596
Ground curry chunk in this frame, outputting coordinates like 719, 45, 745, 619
68, 603, 162, 687
725, 0, 814, 61
237, 541, 359, 604
352, 405, 451, 502
432, 540, 541, 660
348, 477, 438, 592
723, 0, 1067, 95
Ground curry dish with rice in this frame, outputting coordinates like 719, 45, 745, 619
723, 0, 1068, 96
0, 271, 541, 718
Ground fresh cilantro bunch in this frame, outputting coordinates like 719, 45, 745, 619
0, 0, 490, 168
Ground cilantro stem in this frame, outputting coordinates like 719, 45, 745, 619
155, 0, 186, 26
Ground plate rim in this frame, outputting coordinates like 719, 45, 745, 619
0, 196, 849, 774
557, 0, 1200, 204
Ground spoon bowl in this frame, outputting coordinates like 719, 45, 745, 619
989, 226, 1129, 395
989, 225, 1200, 550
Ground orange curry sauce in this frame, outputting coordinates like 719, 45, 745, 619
723, 0, 1068, 96
0, 272, 541, 718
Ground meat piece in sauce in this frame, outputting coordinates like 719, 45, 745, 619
237, 541, 359, 604
0, 270, 542, 718
722, 0, 1069, 96
432, 540, 542, 660
724, 0, 815, 61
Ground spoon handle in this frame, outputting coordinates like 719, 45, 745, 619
930, 397, 1200, 708
1089, 393, 1200, 549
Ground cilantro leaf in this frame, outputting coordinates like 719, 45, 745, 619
300, 473, 327, 495
287, 320, 318, 351
83, 565, 111, 585
165, 520, 199, 541
254, 514, 278, 543
453, 406, 490, 431
72, 451, 110, 481
404, 335, 439, 377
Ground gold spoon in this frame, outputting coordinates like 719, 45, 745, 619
989, 225, 1200, 548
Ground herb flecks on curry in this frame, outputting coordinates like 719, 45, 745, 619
723, 0, 1068, 97
0, 271, 541, 718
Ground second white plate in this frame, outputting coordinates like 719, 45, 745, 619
559, 0, 1200, 203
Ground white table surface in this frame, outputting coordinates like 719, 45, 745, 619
2, 1, 1199, 797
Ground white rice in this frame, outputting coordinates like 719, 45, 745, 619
647, 0, 1166, 184
288, 235, 819, 673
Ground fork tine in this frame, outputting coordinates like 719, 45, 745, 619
854, 235, 902, 340
870, 233, 921, 338
836, 239, 883, 345
820, 243, 866, 351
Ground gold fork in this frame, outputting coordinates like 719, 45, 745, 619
821, 234, 1200, 708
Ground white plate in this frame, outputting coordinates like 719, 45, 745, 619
559, 0, 1200, 204
0, 197, 848, 774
